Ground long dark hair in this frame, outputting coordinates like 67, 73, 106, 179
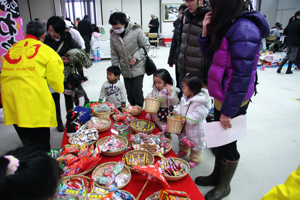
0, 147, 62, 200
208, 0, 252, 51
288, 10, 300, 25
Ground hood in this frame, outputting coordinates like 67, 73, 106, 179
183, 88, 211, 110
92, 32, 101, 37
236, 11, 270, 38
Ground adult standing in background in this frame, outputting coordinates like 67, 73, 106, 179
1, 21, 64, 152
65, 20, 85, 50
44, 16, 80, 132
277, 10, 300, 74
78, 15, 93, 54
109, 12, 150, 107
168, 4, 187, 99
178, 0, 210, 85
74, 17, 80, 30
149, 14, 159, 33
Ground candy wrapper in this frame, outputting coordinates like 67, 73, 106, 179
157, 154, 188, 177
110, 188, 134, 200
85, 117, 110, 130
123, 105, 142, 113
100, 136, 125, 153
146, 190, 189, 200
132, 121, 154, 131
113, 161, 125, 175
69, 128, 98, 146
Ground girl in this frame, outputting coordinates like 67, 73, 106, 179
66, 73, 90, 107
197, 0, 269, 199
173, 74, 211, 168
91, 24, 101, 62
146, 69, 180, 137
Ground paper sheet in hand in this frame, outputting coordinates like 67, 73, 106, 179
203, 115, 247, 148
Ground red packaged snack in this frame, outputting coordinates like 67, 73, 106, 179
61, 144, 79, 155
65, 154, 80, 165
77, 148, 92, 159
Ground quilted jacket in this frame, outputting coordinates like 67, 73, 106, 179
198, 11, 269, 117
110, 23, 150, 78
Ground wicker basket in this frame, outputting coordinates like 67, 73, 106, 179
144, 96, 162, 114
96, 135, 128, 156
69, 133, 99, 146
95, 109, 111, 119
167, 113, 184, 134
97, 118, 111, 132
130, 120, 155, 133
60, 174, 91, 185
129, 109, 143, 116
131, 138, 172, 157
62, 161, 98, 177
122, 150, 155, 172
146, 193, 190, 200
92, 162, 131, 189
163, 158, 190, 181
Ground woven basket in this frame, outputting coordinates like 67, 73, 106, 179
167, 113, 184, 134
129, 109, 143, 116
131, 138, 172, 157
144, 96, 162, 114
122, 150, 155, 172
96, 135, 128, 156
146, 193, 190, 200
95, 109, 111, 119
163, 158, 190, 181
69, 133, 99, 146
60, 174, 91, 185
62, 161, 98, 177
97, 118, 111, 132
92, 162, 131, 189
130, 120, 155, 133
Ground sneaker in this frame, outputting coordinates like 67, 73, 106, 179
176, 150, 187, 158
189, 161, 198, 168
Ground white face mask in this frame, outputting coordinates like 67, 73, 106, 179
113, 28, 124, 34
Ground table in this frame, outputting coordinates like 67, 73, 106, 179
61, 111, 204, 200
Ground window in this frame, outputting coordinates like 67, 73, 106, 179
65, 0, 96, 24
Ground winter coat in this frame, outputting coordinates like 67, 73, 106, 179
69, 28, 85, 50
110, 22, 150, 78
174, 89, 211, 151
91, 32, 101, 51
168, 18, 180, 66
178, 6, 211, 78
284, 18, 300, 47
198, 11, 270, 117
149, 17, 159, 33
1, 34, 64, 127
78, 19, 93, 36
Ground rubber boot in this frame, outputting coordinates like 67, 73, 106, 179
205, 159, 239, 200
195, 149, 222, 186
286, 61, 293, 74
97, 56, 101, 61
93, 56, 98, 62
277, 58, 288, 73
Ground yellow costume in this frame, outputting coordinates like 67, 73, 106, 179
1, 34, 64, 127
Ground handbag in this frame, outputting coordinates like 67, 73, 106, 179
142, 47, 157, 76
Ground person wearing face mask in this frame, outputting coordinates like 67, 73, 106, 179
0, 21, 64, 152
109, 12, 150, 107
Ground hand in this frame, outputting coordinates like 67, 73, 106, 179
173, 111, 178, 115
169, 64, 173, 67
165, 84, 172, 95
149, 24, 153, 27
202, 11, 212, 37
130, 57, 137, 65
62, 56, 71, 64
220, 114, 232, 129
181, 118, 187, 124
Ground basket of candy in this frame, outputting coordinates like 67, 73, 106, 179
69, 125, 99, 146
122, 150, 155, 172
167, 113, 185, 134
157, 154, 190, 181
144, 96, 162, 114
123, 105, 143, 116
49, 143, 102, 176
131, 120, 155, 133
96, 135, 128, 156
131, 133, 172, 156
146, 190, 190, 200
95, 109, 111, 119
85, 117, 111, 132
92, 161, 131, 189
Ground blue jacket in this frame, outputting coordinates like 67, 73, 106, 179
198, 11, 269, 117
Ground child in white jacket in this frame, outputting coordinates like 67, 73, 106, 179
173, 74, 211, 168
90, 25, 101, 62
146, 69, 180, 137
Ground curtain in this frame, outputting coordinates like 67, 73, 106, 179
65, 0, 96, 24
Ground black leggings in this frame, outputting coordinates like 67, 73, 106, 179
52, 92, 73, 125
214, 102, 249, 161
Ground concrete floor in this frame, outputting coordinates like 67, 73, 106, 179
0, 46, 299, 200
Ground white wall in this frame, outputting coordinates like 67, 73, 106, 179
141, 0, 160, 32
260, 0, 279, 28
276, 0, 300, 28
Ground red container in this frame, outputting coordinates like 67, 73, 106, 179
162, 38, 172, 46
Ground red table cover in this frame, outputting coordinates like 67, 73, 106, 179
61, 111, 204, 200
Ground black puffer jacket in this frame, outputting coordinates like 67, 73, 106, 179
149, 18, 159, 33
78, 19, 93, 36
284, 18, 300, 47
178, 6, 210, 79
168, 18, 180, 66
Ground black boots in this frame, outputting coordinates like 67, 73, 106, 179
195, 150, 222, 186
277, 58, 288, 73
277, 58, 293, 74
286, 62, 293, 74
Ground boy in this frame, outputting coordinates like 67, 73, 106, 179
66, 73, 90, 107
99, 66, 126, 109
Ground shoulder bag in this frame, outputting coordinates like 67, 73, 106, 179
142, 47, 157, 76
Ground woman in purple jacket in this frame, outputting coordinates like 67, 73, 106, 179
196, 0, 269, 199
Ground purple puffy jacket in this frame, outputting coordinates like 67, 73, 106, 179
198, 11, 269, 117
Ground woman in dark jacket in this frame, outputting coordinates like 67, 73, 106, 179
44, 16, 80, 132
196, 0, 269, 199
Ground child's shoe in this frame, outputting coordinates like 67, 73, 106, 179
93, 56, 98, 62
176, 150, 187, 158
189, 161, 198, 168
97, 56, 101, 61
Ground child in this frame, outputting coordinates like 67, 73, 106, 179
146, 69, 180, 136
90, 24, 101, 62
0, 147, 62, 200
66, 73, 90, 107
262, 49, 276, 67
173, 74, 211, 168
99, 66, 127, 110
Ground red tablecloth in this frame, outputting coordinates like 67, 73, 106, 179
61, 111, 204, 200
